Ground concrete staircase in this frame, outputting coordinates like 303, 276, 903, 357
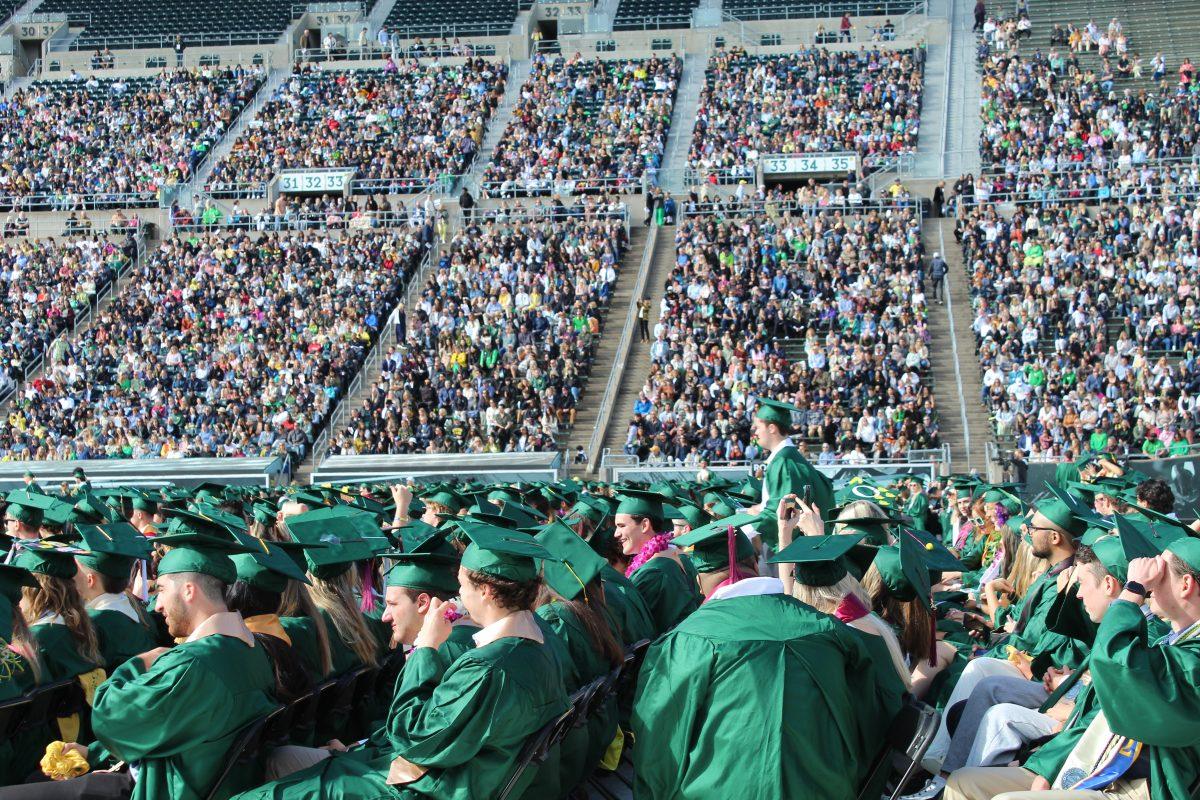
657, 49, 708, 193
591, 223, 675, 467
924, 218, 992, 474
462, 57, 531, 196
561, 224, 650, 468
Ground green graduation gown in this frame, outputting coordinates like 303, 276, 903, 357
760, 443, 835, 541
89, 620, 278, 800
1084, 600, 1200, 800
234, 615, 570, 800
984, 559, 1088, 678
87, 594, 158, 673
0, 648, 36, 785
632, 591, 901, 799
629, 553, 701, 637
28, 620, 102, 681
904, 492, 929, 531
536, 601, 620, 796
600, 565, 655, 645
280, 615, 328, 681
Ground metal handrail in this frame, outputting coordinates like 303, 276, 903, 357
585, 222, 658, 470
59, 30, 285, 52
721, 0, 923, 22
296, 43, 500, 62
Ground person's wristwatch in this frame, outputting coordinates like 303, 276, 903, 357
1123, 580, 1147, 597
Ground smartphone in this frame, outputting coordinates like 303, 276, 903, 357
802, 484, 813, 504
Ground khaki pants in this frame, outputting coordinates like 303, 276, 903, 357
946, 767, 1150, 800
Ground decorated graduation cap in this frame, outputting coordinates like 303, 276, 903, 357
284, 505, 382, 580
75, 522, 151, 579
4, 490, 58, 527
672, 513, 757, 575
754, 397, 800, 433
12, 540, 85, 579
231, 537, 312, 594
614, 488, 681, 524
831, 508, 904, 546
769, 532, 867, 587
453, 519, 555, 583
534, 520, 608, 600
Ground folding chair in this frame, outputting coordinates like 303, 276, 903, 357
203, 708, 283, 800
495, 706, 574, 800
856, 695, 941, 800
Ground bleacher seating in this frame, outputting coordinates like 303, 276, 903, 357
206, 62, 507, 198
613, 0, 698, 31
382, 0, 519, 38
0, 68, 264, 209
722, 0, 922, 21
34, 0, 305, 49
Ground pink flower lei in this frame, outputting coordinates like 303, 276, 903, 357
625, 533, 673, 577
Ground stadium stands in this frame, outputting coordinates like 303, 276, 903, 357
35, 0, 305, 49
0, 67, 265, 209
382, 0, 519, 38
722, 0, 923, 21
613, 0, 698, 31
0, 227, 428, 463
206, 60, 508, 198
960, 5, 1200, 461
328, 200, 628, 455
0, 233, 136, 395
482, 53, 681, 197
689, 47, 925, 184
625, 198, 938, 465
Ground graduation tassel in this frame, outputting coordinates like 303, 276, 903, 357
726, 525, 745, 585
929, 606, 938, 668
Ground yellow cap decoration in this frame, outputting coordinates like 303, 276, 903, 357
41, 741, 89, 780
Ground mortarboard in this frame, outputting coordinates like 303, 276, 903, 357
452, 519, 555, 583
12, 540, 84, 579
284, 505, 381, 580
672, 513, 757, 574
534, 520, 608, 600
614, 488, 681, 523
753, 397, 800, 432
75, 522, 151, 579
769, 532, 867, 587
231, 537, 313, 593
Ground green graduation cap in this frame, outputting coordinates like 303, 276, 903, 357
421, 489, 464, 513
534, 520, 609, 600
769, 532, 867, 587
452, 519, 555, 583
383, 551, 461, 595
75, 522, 151, 579
284, 505, 381, 580
0, 563, 36, 604
251, 503, 276, 526
1033, 486, 1089, 538
753, 397, 800, 433
1168, 537, 1200, 575
871, 532, 931, 606
615, 488, 681, 523
4, 490, 58, 527
831, 510, 903, 546
231, 537, 312, 593
1112, 514, 1184, 562
898, 526, 964, 572
12, 540, 84, 579
1090, 535, 1131, 584
188, 502, 250, 532
672, 513, 758, 574
670, 501, 709, 530
155, 531, 252, 586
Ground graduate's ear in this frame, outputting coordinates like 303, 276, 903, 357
1102, 573, 1122, 598
416, 592, 433, 614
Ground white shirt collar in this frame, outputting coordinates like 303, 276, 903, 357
766, 437, 796, 464
708, 576, 784, 602
87, 592, 142, 624
471, 609, 544, 648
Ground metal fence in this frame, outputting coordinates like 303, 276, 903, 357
62, 30, 285, 52
721, 0, 925, 22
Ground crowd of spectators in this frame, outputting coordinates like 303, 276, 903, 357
0, 233, 135, 396
969, 13, 1200, 207
687, 46, 925, 185
960, 13, 1200, 461
206, 58, 508, 196
173, 192, 447, 236
482, 52, 681, 197
960, 198, 1200, 462
0, 66, 264, 209
624, 203, 938, 465
329, 200, 627, 455
0, 227, 426, 462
